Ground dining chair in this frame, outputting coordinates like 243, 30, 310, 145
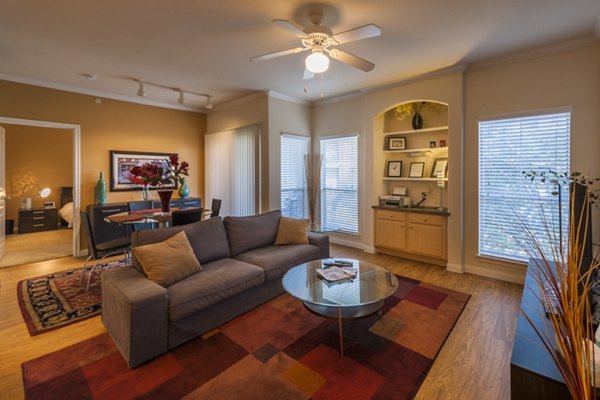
172, 208, 204, 226
210, 199, 222, 218
80, 211, 131, 290
127, 200, 156, 231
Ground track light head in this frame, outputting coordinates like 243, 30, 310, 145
137, 81, 146, 97
178, 90, 186, 104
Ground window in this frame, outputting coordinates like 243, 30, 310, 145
479, 111, 570, 262
205, 124, 260, 217
320, 134, 358, 234
281, 134, 309, 219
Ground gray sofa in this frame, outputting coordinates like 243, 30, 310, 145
101, 210, 329, 368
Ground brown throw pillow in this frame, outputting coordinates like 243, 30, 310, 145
132, 231, 202, 287
274, 216, 309, 245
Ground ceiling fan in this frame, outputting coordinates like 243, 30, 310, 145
251, 11, 381, 80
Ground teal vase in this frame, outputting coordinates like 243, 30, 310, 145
178, 178, 190, 199
95, 172, 107, 205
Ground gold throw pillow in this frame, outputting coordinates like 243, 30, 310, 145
132, 231, 202, 287
274, 216, 309, 245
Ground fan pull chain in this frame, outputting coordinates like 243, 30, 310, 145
320, 73, 324, 99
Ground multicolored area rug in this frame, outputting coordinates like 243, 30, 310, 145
22, 275, 469, 399
17, 259, 129, 335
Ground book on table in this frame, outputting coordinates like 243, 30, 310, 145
316, 266, 358, 283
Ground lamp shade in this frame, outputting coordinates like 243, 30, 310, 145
305, 52, 330, 74
39, 187, 51, 198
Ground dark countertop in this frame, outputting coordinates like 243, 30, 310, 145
372, 205, 450, 216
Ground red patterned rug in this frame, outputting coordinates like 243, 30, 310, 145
22, 275, 469, 400
17, 259, 129, 335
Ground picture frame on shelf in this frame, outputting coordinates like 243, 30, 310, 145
429, 141, 436, 148
430, 158, 448, 178
408, 162, 425, 178
386, 161, 403, 177
439, 139, 447, 147
109, 150, 176, 192
387, 136, 406, 150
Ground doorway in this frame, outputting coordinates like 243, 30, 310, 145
0, 117, 81, 266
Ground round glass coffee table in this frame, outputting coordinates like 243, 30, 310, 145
282, 258, 398, 357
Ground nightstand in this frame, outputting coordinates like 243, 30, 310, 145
18, 208, 58, 234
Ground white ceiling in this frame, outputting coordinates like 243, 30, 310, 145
1, 0, 599, 111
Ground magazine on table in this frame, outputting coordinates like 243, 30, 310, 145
316, 266, 358, 283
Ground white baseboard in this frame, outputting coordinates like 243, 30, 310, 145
363, 246, 376, 254
330, 236, 365, 250
464, 263, 526, 284
446, 263, 464, 274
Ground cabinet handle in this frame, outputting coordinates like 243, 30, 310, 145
33, 224, 45, 227
183, 201, 196, 205
409, 226, 413, 229
33, 217, 45, 220
33, 211, 44, 214
101, 209, 122, 213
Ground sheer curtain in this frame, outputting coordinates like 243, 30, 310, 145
205, 124, 260, 217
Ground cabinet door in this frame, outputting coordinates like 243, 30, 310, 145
375, 219, 406, 250
88, 204, 128, 244
407, 223, 443, 258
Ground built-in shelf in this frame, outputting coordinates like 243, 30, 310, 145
383, 146, 448, 155
383, 126, 448, 136
383, 177, 448, 182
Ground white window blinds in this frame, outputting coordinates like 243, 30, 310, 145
320, 135, 359, 234
205, 124, 260, 217
479, 111, 570, 262
281, 134, 309, 219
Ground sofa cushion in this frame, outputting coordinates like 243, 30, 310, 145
166, 258, 264, 322
275, 217, 309, 245
131, 217, 231, 272
235, 244, 321, 282
223, 210, 281, 257
132, 231, 202, 287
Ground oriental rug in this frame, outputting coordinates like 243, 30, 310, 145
17, 259, 129, 336
22, 275, 469, 400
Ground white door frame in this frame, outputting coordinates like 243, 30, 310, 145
0, 117, 82, 257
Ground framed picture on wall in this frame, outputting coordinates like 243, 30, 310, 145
109, 150, 176, 191
386, 161, 403, 177
387, 136, 406, 150
408, 162, 425, 178
430, 157, 448, 178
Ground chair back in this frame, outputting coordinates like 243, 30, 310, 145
127, 200, 155, 231
210, 199, 222, 218
172, 208, 203, 226
80, 211, 99, 259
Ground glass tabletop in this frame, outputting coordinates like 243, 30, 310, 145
105, 208, 211, 224
282, 258, 398, 309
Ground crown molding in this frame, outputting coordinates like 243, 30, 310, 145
266, 90, 310, 106
0, 73, 205, 113
468, 35, 600, 72
313, 90, 364, 106
208, 91, 267, 112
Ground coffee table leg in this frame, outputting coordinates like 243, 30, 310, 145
338, 306, 344, 357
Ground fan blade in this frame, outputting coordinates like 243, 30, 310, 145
251, 47, 307, 62
303, 69, 315, 80
273, 19, 307, 38
329, 49, 375, 72
333, 24, 381, 44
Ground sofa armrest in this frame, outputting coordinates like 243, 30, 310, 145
102, 267, 169, 368
308, 232, 330, 259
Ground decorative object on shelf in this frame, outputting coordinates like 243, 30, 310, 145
387, 161, 403, 177
304, 154, 322, 231
95, 172, 107, 205
430, 158, 448, 178
110, 150, 182, 192
440, 139, 447, 147
126, 153, 189, 205
429, 141, 436, 148
415, 192, 428, 207
411, 102, 425, 130
436, 171, 446, 211
178, 177, 190, 198
141, 185, 150, 201
387, 136, 406, 150
409, 162, 425, 178
157, 185, 174, 213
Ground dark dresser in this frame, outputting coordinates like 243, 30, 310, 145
18, 208, 58, 234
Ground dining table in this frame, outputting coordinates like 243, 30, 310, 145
105, 207, 212, 228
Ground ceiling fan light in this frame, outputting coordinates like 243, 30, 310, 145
305, 51, 329, 73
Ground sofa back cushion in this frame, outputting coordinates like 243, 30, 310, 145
223, 210, 281, 257
131, 217, 231, 272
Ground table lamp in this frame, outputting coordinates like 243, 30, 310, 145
20, 183, 51, 210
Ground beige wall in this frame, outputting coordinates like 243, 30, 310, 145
463, 42, 600, 282
0, 80, 206, 251
4, 125, 72, 221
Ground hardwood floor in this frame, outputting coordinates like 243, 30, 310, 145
0, 245, 522, 400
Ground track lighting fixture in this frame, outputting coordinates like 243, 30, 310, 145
131, 78, 212, 109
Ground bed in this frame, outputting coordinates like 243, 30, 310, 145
58, 186, 73, 227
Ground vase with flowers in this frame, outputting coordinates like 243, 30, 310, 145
129, 154, 189, 212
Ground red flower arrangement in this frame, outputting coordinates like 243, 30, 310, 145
129, 154, 189, 187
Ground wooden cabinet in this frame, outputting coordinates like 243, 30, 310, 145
18, 208, 58, 234
153, 197, 201, 210
87, 203, 129, 244
374, 208, 447, 265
